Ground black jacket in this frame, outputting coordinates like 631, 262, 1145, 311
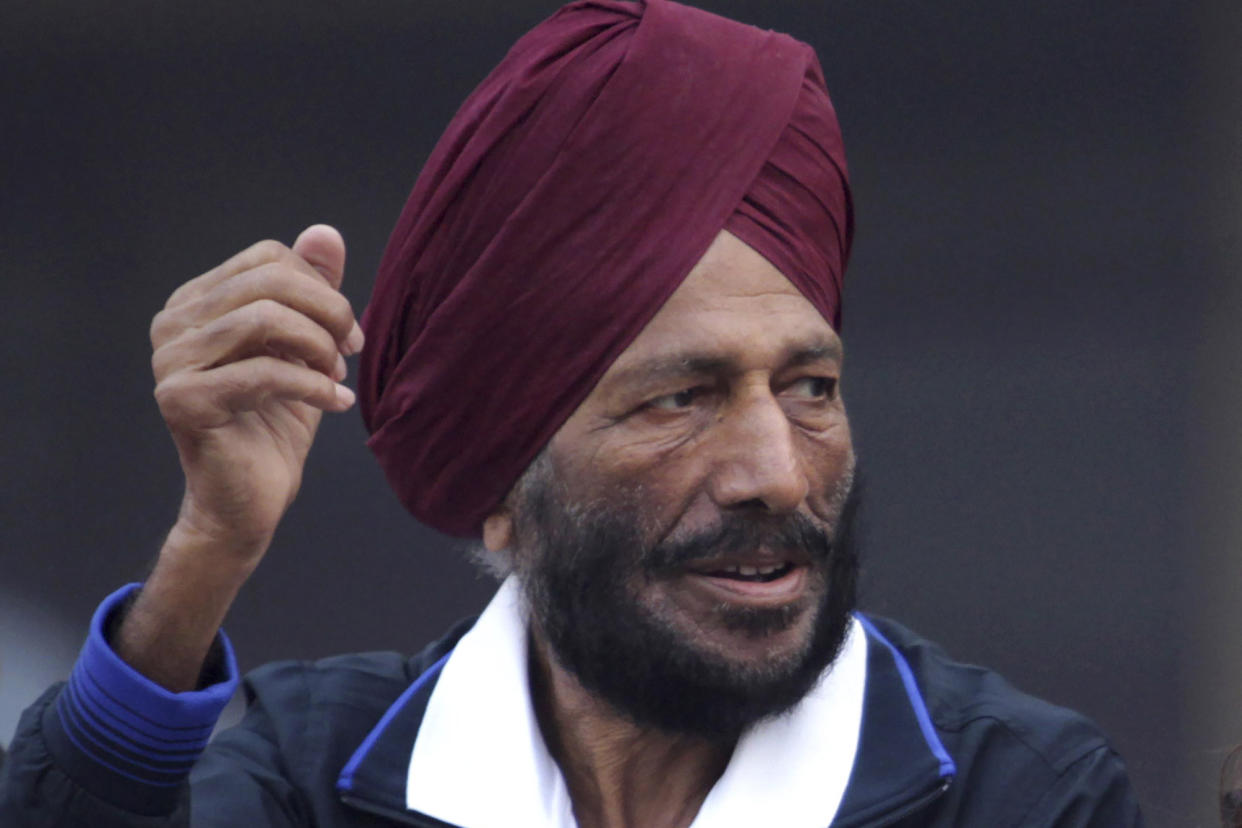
0, 614, 1142, 827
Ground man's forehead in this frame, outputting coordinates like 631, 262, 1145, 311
602, 230, 843, 379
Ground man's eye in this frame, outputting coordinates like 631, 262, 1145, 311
789, 377, 836, 399
648, 387, 701, 411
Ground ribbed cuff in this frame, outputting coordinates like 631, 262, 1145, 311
52, 583, 239, 790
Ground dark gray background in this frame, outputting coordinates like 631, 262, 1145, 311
2, 1, 1239, 825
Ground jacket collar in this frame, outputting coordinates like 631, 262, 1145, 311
831, 615, 956, 827
337, 582, 953, 827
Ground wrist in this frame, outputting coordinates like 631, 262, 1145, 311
167, 498, 273, 575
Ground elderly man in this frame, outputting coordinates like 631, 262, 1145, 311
1, 0, 1142, 826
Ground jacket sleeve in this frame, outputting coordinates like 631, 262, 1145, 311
0, 585, 245, 828
1018, 745, 1145, 828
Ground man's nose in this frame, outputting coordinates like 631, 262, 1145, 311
706, 392, 809, 513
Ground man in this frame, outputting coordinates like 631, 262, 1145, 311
1, 0, 1142, 825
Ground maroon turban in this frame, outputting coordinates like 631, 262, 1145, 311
359, 0, 853, 536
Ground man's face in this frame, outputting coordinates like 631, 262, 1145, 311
498, 230, 857, 737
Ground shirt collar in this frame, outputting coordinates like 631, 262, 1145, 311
404, 578, 868, 828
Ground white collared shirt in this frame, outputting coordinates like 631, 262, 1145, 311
406, 578, 867, 828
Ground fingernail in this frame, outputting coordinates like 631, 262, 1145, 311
343, 322, 365, 356
334, 353, 347, 381
335, 383, 356, 408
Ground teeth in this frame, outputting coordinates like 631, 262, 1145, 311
706, 562, 790, 578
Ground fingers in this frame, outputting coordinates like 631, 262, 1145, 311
147, 229, 359, 581
151, 262, 361, 354
165, 225, 348, 309
155, 357, 355, 430
151, 226, 365, 407
152, 299, 347, 384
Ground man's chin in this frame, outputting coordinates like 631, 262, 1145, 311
530, 569, 850, 740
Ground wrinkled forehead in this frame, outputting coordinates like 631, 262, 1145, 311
601, 230, 843, 387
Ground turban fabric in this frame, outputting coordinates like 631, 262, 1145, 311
359, 0, 853, 536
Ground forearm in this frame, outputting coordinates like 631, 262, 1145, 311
116, 522, 259, 693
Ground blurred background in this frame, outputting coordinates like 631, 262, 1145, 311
2, 0, 1238, 823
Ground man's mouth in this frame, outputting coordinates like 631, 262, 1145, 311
678, 555, 810, 606
700, 562, 796, 582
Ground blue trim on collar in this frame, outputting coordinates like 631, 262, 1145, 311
337, 651, 452, 793
856, 615, 956, 778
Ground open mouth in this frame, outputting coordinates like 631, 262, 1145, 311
700, 562, 796, 583
679, 555, 809, 607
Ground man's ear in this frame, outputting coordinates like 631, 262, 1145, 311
482, 510, 515, 552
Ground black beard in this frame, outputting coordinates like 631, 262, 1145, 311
512, 468, 862, 741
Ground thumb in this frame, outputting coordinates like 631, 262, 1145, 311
292, 224, 347, 289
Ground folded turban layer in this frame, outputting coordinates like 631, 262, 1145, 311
359, 0, 853, 536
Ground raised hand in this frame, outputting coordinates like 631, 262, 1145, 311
118, 225, 363, 690
150, 226, 361, 564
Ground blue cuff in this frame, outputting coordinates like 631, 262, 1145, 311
53, 583, 239, 788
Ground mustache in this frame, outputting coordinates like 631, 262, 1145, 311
643, 511, 834, 573
641, 472, 864, 575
